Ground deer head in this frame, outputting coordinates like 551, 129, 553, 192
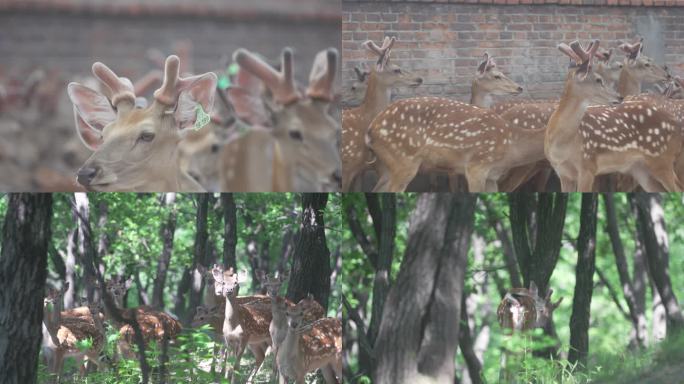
103, 276, 132, 307
497, 281, 563, 332
618, 37, 670, 84
212, 266, 247, 298
191, 304, 223, 327
67, 55, 217, 191
363, 37, 423, 89
557, 40, 622, 106
257, 270, 289, 298
225, 47, 341, 190
593, 47, 623, 87
473, 52, 523, 96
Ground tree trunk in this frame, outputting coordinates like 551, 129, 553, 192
568, 194, 598, 367
482, 199, 521, 288
374, 194, 476, 384
0, 194, 53, 384
629, 196, 650, 347
603, 193, 646, 348
64, 229, 77, 309
634, 193, 684, 334
287, 193, 331, 309
152, 193, 177, 309
187, 194, 209, 324
221, 193, 237, 270
459, 294, 483, 384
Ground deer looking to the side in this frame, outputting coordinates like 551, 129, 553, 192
546, 40, 682, 192
100, 276, 182, 359
277, 302, 342, 384
212, 267, 273, 381
214, 47, 341, 192
67, 55, 217, 191
42, 283, 106, 383
341, 37, 424, 191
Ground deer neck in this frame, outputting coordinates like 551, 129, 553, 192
223, 294, 241, 332
279, 325, 301, 373
272, 141, 294, 192
546, 85, 588, 152
470, 81, 492, 108
358, 73, 392, 123
617, 67, 642, 98
42, 307, 61, 347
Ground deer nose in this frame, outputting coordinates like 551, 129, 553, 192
416, 78, 424, 85
517, 86, 524, 93
76, 166, 99, 186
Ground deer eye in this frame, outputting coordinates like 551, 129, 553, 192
289, 131, 303, 141
393, 68, 401, 74
596, 78, 603, 85
211, 143, 220, 153
645, 63, 651, 67
139, 132, 155, 142
494, 75, 502, 80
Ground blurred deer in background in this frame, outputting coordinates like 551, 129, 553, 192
497, 281, 562, 383
67, 54, 216, 191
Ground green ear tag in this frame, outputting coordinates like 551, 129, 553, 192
194, 104, 211, 131
228, 63, 239, 76
218, 75, 231, 90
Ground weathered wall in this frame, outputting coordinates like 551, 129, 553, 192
342, 1, 684, 103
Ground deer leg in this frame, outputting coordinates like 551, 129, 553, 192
465, 164, 489, 192
576, 170, 595, 192
245, 343, 266, 383
644, 161, 679, 192
229, 338, 248, 382
385, 162, 420, 192
321, 365, 340, 384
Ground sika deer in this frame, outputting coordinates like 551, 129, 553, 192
546, 40, 682, 192
341, 37, 423, 191
218, 47, 341, 192
67, 55, 216, 191
212, 267, 273, 381
42, 284, 106, 383
277, 304, 342, 384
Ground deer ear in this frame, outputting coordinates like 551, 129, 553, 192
68, 83, 114, 150
175, 72, 217, 130
227, 68, 270, 126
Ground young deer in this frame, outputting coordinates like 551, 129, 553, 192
217, 47, 341, 192
42, 284, 106, 383
67, 55, 216, 191
341, 37, 423, 191
212, 267, 273, 381
277, 303, 342, 384
546, 40, 682, 192
100, 276, 182, 359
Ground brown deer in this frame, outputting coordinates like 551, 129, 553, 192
42, 284, 106, 383
546, 40, 682, 192
212, 267, 273, 381
216, 47, 341, 192
341, 64, 370, 107
67, 54, 216, 191
341, 37, 423, 191
277, 302, 342, 384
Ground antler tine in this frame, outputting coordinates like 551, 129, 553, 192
381, 36, 396, 52
557, 42, 583, 65
307, 48, 338, 102
92, 62, 136, 108
362, 40, 385, 57
153, 55, 181, 106
233, 47, 300, 105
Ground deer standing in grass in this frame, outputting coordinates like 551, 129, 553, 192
212, 267, 273, 382
67, 55, 216, 191
341, 37, 423, 191
277, 301, 342, 384
216, 47, 341, 192
546, 40, 682, 192
42, 283, 106, 383
497, 281, 562, 383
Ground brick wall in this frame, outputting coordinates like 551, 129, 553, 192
0, 6, 340, 84
342, 1, 684, 103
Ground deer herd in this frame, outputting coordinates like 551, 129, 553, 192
64, 45, 341, 192
342, 36, 684, 192
41, 268, 341, 383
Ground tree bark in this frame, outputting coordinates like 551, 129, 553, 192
152, 193, 177, 309
568, 194, 598, 367
187, 193, 209, 324
634, 193, 684, 334
0, 194, 53, 384
221, 193, 237, 270
64, 229, 77, 309
374, 194, 476, 384
603, 193, 647, 348
482, 199, 521, 288
287, 193, 331, 309
459, 294, 483, 384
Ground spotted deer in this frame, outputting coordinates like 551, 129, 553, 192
546, 40, 682, 192
341, 64, 370, 107
42, 284, 106, 383
99, 276, 182, 359
67, 54, 216, 191
212, 267, 273, 381
277, 303, 342, 384
341, 37, 423, 191
216, 47, 340, 192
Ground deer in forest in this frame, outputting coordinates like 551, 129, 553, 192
277, 301, 342, 384
98, 276, 182, 359
212, 267, 273, 382
209, 47, 341, 192
497, 281, 562, 383
67, 54, 217, 191
42, 283, 106, 383
546, 39, 682, 192
341, 37, 424, 191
